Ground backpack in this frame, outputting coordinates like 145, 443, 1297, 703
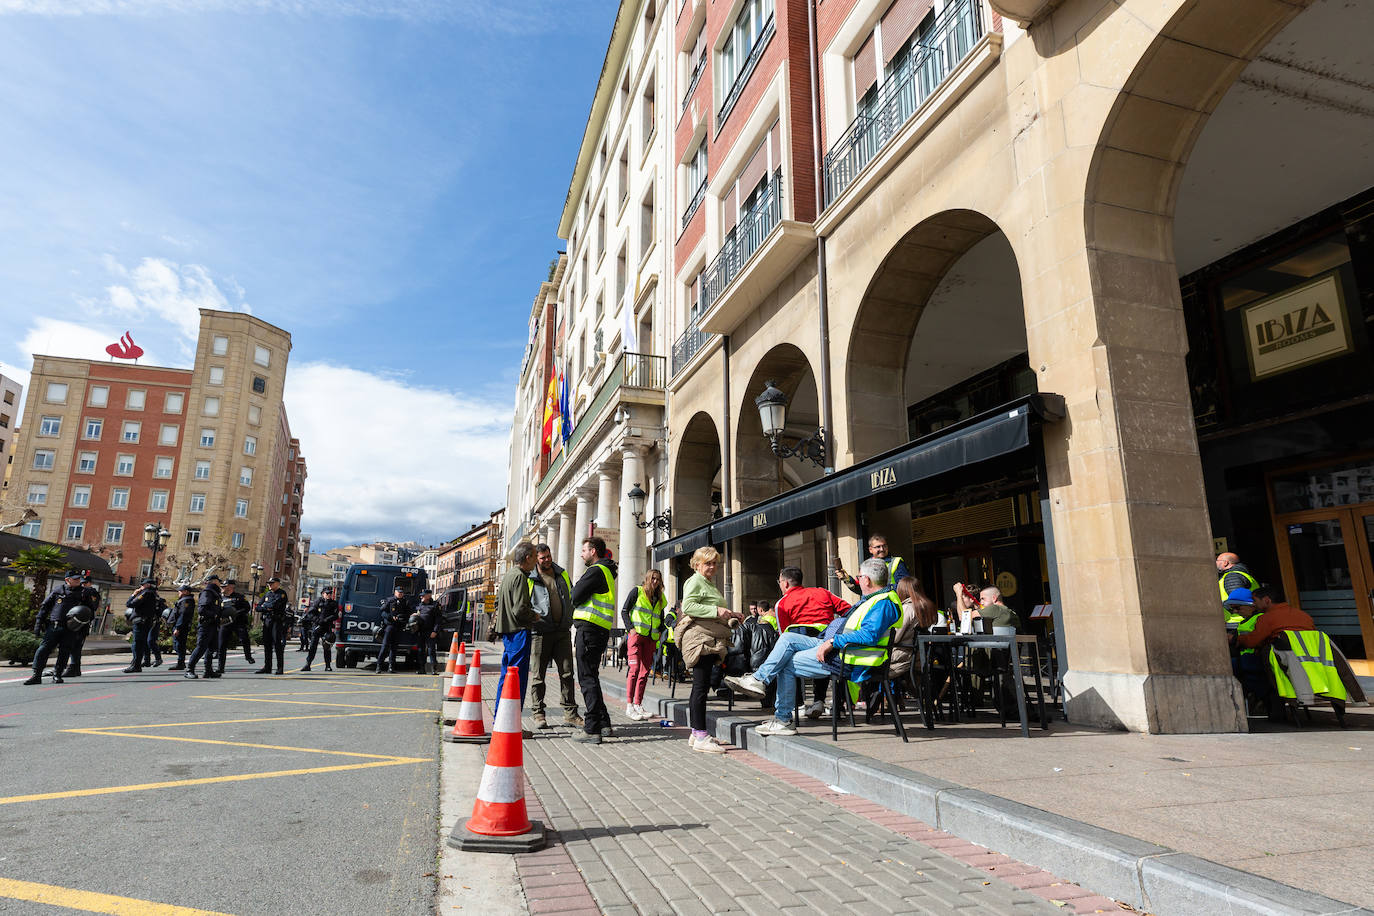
724, 622, 752, 676
748, 619, 777, 670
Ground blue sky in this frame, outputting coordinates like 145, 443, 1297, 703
0, 0, 610, 550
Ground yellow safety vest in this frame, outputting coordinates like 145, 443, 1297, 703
630, 586, 666, 640
886, 557, 903, 582
1235, 612, 1261, 655
572, 562, 616, 629
761, 613, 779, 631
1269, 629, 1347, 702
1218, 568, 1258, 600
839, 589, 900, 668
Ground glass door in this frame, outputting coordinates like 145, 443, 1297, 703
1282, 517, 1365, 658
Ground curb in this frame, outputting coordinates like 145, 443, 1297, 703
601, 675, 1370, 916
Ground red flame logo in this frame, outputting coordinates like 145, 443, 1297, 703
105, 332, 144, 361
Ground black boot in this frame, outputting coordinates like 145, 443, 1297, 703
274, 668, 284, 675
254, 667, 271, 674
122, 665, 141, 673
184, 670, 199, 678
23, 674, 41, 686
299, 666, 312, 672
52, 673, 64, 683
64, 668, 81, 678
169, 664, 185, 671
245, 655, 256, 664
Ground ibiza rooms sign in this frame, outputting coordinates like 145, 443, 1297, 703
1244, 272, 1352, 380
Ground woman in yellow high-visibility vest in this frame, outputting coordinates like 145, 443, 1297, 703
621, 569, 666, 720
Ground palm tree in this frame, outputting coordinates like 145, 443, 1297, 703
11, 545, 70, 616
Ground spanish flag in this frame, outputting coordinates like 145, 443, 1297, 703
541, 375, 559, 453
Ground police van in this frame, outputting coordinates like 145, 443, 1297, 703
334, 564, 429, 669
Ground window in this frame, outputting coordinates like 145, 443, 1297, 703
38, 415, 61, 436
126, 389, 146, 410
32, 449, 55, 470
110, 487, 130, 509
65, 520, 85, 542
185, 528, 201, 546
139, 561, 152, 579
597, 204, 607, 258
720, 0, 774, 105
616, 244, 627, 303
165, 392, 184, 413
121, 420, 141, 443
0, 412, 8, 429
71, 485, 91, 507
154, 456, 174, 478
1, 390, 9, 405
244, 435, 257, 456
159, 424, 178, 446
84, 418, 102, 440
247, 405, 261, 426
254, 345, 270, 367
203, 397, 220, 417
200, 428, 215, 447
235, 498, 249, 518
232, 532, 244, 548
641, 187, 655, 255
282, 493, 289, 505
212, 335, 229, 355
189, 493, 206, 513
240, 466, 253, 486
105, 521, 124, 544
149, 490, 169, 511
26, 483, 47, 505
252, 375, 266, 394
20, 520, 41, 538
194, 460, 211, 480
45, 382, 68, 404
88, 385, 108, 407
209, 367, 225, 386
641, 75, 656, 150
618, 146, 629, 207
78, 452, 97, 473
115, 454, 134, 475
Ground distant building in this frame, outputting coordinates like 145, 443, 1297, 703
0, 371, 22, 493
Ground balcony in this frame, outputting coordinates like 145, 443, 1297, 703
682, 179, 707, 230
682, 50, 707, 116
671, 312, 717, 378
823, 0, 987, 208
717, 16, 773, 127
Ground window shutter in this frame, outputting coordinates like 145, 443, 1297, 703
739, 133, 769, 198
853, 31, 878, 95
881, 0, 935, 63
724, 186, 739, 232
768, 122, 781, 175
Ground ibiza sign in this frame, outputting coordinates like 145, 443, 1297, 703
1244, 272, 1351, 380
105, 332, 144, 361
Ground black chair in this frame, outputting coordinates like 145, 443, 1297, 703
829, 661, 908, 743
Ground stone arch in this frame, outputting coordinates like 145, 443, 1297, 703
734, 342, 824, 512
670, 411, 722, 536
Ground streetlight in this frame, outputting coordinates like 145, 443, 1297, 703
754, 378, 827, 467
250, 562, 263, 598
143, 522, 170, 581
626, 482, 671, 533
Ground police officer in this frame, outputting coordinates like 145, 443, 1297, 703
216, 579, 256, 675
376, 585, 410, 673
58, 572, 101, 678
185, 575, 224, 679
301, 587, 339, 672
124, 578, 161, 673
255, 577, 290, 675
167, 584, 196, 670
412, 588, 441, 675
24, 569, 92, 685
148, 588, 167, 667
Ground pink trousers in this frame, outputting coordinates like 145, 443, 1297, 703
625, 631, 655, 704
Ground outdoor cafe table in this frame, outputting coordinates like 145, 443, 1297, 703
916, 633, 1050, 738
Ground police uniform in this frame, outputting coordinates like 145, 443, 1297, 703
185, 578, 224, 679
301, 592, 339, 672
58, 574, 101, 678
168, 587, 197, 670
376, 591, 410, 673
256, 580, 290, 674
124, 578, 161, 672
413, 591, 441, 675
148, 592, 167, 667
24, 571, 94, 685
216, 582, 256, 674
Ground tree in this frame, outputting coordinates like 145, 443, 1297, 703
10, 545, 70, 616
0, 580, 34, 630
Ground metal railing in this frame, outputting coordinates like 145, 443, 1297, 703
682, 179, 707, 229
672, 313, 716, 377
700, 170, 783, 313
823, 0, 983, 206
717, 16, 774, 126
682, 49, 707, 115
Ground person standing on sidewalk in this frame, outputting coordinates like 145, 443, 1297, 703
301, 586, 340, 672
255, 577, 291, 675
168, 584, 196, 670
23, 569, 88, 685
216, 580, 256, 675
677, 547, 743, 754
374, 585, 409, 673
124, 578, 161, 673
412, 588, 441, 675
185, 575, 224, 679
495, 542, 543, 718
529, 544, 582, 730
570, 537, 617, 745
621, 569, 666, 721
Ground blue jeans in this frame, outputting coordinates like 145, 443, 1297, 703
494, 629, 532, 718
755, 632, 837, 724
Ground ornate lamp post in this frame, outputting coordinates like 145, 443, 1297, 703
143, 522, 170, 581
754, 379, 827, 468
626, 482, 671, 534
250, 562, 263, 598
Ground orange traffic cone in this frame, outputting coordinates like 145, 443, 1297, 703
444, 643, 467, 701
447, 665, 546, 853
445, 648, 487, 743
444, 633, 460, 675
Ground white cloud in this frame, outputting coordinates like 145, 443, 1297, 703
285, 362, 511, 550
103, 256, 238, 355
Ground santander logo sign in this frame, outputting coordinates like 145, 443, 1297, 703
105, 332, 145, 361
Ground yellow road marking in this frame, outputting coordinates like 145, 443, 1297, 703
0, 877, 236, 915
69, 710, 428, 730
192, 696, 431, 711
66, 727, 427, 761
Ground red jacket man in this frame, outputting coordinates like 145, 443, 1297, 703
774, 566, 850, 632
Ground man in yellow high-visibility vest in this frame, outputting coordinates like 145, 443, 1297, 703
570, 536, 618, 744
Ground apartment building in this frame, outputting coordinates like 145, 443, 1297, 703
0, 371, 23, 492
451, 513, 505, 616
8, 309, 302, 585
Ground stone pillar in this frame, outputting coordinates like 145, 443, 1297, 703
557, 507, 576, 572
573, 489, 595, 580
596, 466, 619, 531
541, 518, 558, 553
617, 445, 646, 612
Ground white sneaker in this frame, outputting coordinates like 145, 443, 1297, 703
723, 673, 768, 699
804, 701, 826, 720
756, 719, 797, 736
626, 703, 639, 720
692, 735, 727, 754
634, 704, 650, 720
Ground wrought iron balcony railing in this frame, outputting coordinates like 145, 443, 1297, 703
682, 49, 707, 115
717, 16, 774, 126
699, 170, 783, 314
672, 312, 716, 377
682, 179, 707, 230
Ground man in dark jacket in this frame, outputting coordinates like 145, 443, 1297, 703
58, 572, 101, 678
124, 578, 161, 673
412, 588, 441, 675
529, 544, 581, 729
186, 575, 224, 679
570, 538, 617, 744
255, 577, 291, 674
375, 585, 410, 673
301, 586, 340, 672
216, 579, 256, 674
168, 584, 196, 670
494, 542, 542, 717
24, 569, 93, 685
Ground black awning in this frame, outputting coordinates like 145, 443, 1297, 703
680, 393, 1063, 548
651, 525, 716, 564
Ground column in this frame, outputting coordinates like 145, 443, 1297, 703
543, 516, 560, 556
616, 445, 645, 612
572, 489, 595, 579
557, 506, 576, 572
595, 466, 619, 531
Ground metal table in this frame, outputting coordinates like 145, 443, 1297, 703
915, 633, 1049, 738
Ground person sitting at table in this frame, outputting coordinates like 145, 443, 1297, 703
953, 583, 1021, 631
1230, 585, 1314, 716
723, 558, 900, 736
773, 566, 851, 720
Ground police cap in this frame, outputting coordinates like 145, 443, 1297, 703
62, 569, 83, 580
267, 576, 281, 584
206, 574, 222, 583
141, 577, 156, 585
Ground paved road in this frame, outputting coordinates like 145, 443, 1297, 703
0, 655, 441, 915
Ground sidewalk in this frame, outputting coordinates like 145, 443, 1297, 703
603, 668, 1373, 914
